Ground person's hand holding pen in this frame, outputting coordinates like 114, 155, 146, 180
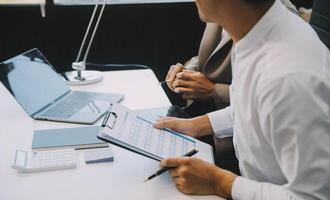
150, 115, 238, 198
160, 156, 237, 198
144, 148, 237, 199
143, 149, 199, 182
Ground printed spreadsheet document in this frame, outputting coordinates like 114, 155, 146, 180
100, 103, 196, 160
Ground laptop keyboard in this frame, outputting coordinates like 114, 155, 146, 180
41, 92, 95, 119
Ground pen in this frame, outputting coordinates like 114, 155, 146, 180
143, 148, 199, 182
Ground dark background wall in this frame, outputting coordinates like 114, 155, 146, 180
291, 0, 314, 8
0, 1, 205, 81
0, 0, 313, 80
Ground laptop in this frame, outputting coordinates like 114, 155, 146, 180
0, 48, 124, 124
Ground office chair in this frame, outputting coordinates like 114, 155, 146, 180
310, 0, 330, 49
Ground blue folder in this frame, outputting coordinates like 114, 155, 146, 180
32, 126, 108, 150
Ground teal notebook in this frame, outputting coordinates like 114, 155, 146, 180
32, 126, 108, 150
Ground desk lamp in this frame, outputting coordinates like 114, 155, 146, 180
64, 0, 107, 85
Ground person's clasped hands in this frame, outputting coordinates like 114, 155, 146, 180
166, 63, 215, 100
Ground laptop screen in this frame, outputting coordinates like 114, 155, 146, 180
0, 49, 69, 116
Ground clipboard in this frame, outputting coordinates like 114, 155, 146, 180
97, 103, 197, 161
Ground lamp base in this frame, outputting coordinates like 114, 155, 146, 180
63, 70, 103, 86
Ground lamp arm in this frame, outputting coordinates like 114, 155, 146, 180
82, 0, 107, 64
75, 0, 100, 63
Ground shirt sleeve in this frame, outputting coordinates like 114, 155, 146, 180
232, 177, 301, 200
232, 73, 330, 200
207, 106, 233, 138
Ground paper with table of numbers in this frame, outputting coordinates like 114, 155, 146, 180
98, 103, 196, 161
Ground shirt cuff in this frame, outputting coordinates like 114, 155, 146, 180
232, 177, 258, 200
207, 107, 233, 138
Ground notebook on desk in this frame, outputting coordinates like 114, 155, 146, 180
32, 126, 108, 150
97, 103, 197, 161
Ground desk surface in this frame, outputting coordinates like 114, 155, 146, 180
0, 69, 223, 200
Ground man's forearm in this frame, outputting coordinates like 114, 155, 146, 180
192, 115, 214, 137
213, 169, 237, 199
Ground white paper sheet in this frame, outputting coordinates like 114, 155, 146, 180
101, 103, 196, 160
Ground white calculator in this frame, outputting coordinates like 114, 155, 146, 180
12, 149, 77, 173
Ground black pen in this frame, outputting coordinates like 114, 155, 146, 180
143, 148, 199, 182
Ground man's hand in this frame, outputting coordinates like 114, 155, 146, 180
153, 117, 200, 138
161, 157, 237, 198
153, 115, 214, 138
172, 70, 215, 100
166, 63, 185, 92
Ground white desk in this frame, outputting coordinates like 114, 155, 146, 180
0, 69, 223, 200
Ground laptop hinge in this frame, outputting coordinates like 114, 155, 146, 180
31, 90, 71, 118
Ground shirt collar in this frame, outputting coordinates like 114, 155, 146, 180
233, 0, 286, 57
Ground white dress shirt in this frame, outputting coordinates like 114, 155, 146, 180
207, 0, 330, 200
